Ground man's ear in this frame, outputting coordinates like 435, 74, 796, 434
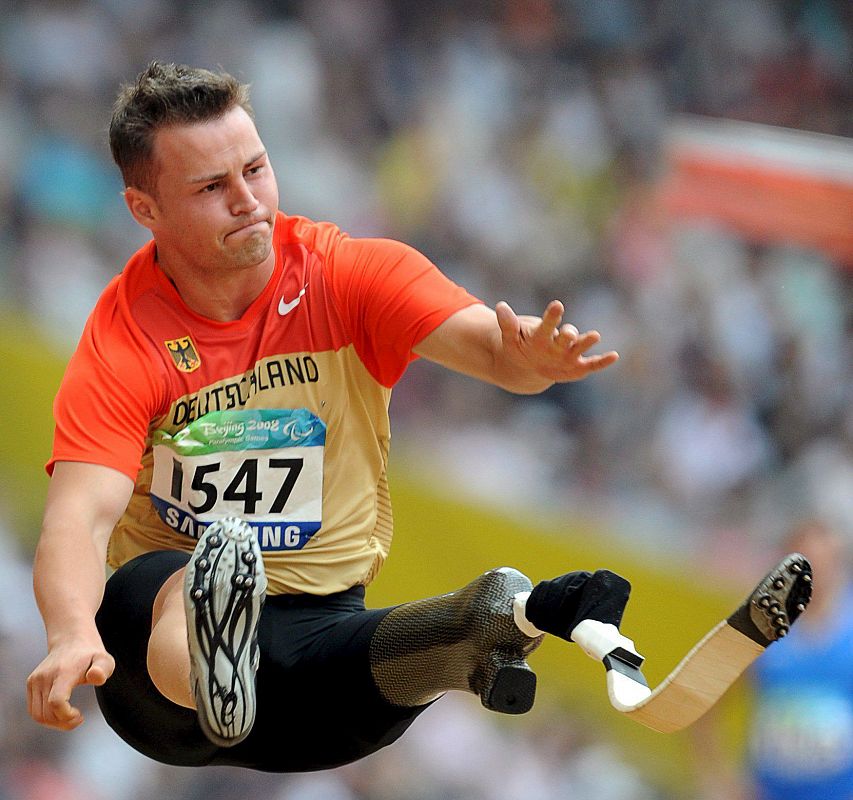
123, 186, 159, 230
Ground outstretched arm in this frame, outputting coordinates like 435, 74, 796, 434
413, 300, 619, 394
27, 462, 133, 730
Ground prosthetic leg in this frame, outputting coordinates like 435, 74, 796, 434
370, 568, 544, 714
368, 566, 630, 714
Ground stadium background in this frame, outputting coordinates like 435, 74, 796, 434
0, 1, 850, 798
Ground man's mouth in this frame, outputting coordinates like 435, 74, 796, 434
226, 218, 269, 237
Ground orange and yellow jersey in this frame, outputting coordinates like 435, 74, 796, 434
49, 212, 480, 594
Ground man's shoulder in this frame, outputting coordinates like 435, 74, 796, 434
90, 240, 157, 316
83, 240, 162, 366
277, 212, 345, 257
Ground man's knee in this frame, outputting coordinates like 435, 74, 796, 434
147, 567, 193, 708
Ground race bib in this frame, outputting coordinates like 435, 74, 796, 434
150, 408, 326, 551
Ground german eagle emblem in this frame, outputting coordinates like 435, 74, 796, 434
164, 336, 201, 373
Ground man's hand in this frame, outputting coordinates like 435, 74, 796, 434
414, 299, 619, 394
495, 300, 619, 384
27, 638, 115, 730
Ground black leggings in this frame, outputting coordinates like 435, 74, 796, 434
95, 551, 429, 771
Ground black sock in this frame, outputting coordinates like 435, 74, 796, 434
525, 569, 631, 641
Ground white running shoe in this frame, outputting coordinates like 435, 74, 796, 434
184, 517, 266, 747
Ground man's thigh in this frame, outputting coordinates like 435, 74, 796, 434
95, 550, 218, 766
95, 553, 428, 771
222, 588, 431, 771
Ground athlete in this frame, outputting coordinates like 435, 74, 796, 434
699, 519, 853, 800
746, 520, 853, 800
27, 62, 632, 771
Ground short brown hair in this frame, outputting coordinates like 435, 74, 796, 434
109, 61, 253, 193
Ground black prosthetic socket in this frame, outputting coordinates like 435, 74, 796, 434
525, 569, 631, 641
369, 568, 544, 714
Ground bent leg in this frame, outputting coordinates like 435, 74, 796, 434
95, 550, 219, 767
213, 587, 434, 772
147, 568, 193, 708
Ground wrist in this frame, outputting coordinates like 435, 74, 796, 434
46, 618, 101, 649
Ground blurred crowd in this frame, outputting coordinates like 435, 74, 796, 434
0, 0, 851, 797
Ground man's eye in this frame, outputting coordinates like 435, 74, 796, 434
201, 182, 219, 193
247, 166, 263, 176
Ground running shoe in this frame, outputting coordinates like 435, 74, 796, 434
184, 517, 266, 747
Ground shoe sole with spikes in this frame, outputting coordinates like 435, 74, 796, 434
184, 517, 266, 747
727, 552, 813, 646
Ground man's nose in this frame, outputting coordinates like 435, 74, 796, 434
230, 176, 259, 215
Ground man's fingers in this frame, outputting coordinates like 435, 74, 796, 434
28, 653, 112, 730
557, 329, 619, 365
26, 670, 52, 725
48, 702, 84, 729
44, 679, 85, 730
582, 351, 620, 371
497, 298, 619, 380
85, 653, 115, 686
46, 671, 82, 722
555, 323, 581, 348
26, 676, 40, 722
536, 300, 564, 339
495, 301, 520, 340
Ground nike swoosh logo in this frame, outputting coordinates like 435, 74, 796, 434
278, 285, 308, 316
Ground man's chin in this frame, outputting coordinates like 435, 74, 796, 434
230, 232, 273, 268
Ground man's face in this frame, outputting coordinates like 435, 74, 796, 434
135, 106, 279, 275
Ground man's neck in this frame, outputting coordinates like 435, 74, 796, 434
156, 249, 276, 322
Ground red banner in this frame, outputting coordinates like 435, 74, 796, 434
661, 117, 853, 268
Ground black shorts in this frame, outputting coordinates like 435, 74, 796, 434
95, 551, 429, 772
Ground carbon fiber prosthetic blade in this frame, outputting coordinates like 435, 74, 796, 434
369, 568, 544, 714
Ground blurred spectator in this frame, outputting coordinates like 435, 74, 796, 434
700, 518, 853, 800
747, 519, 853, 799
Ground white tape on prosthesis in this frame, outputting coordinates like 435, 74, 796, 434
570, 619, 653, 710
